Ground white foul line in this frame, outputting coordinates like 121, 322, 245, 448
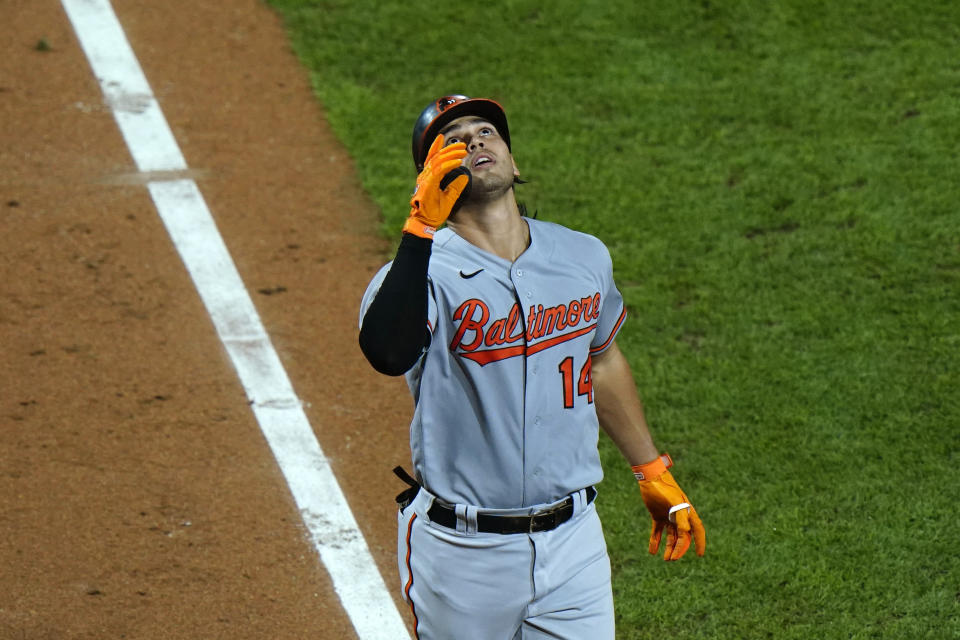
60, 1, 410, 638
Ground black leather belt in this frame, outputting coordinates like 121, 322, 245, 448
427, 486, 597, 534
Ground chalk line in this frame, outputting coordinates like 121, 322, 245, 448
60, 1, 409, 638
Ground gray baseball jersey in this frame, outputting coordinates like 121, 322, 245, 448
360, 217, 626, 509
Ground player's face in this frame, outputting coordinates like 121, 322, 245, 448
439, 117, 519, 194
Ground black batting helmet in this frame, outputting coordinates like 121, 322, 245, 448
411, 95, 510, 172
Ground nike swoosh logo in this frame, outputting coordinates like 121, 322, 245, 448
459, 269, 483, 279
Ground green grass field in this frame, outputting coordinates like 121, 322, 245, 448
264, 1, 959, 637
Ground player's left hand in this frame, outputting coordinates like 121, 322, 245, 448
633, 454, 706, 561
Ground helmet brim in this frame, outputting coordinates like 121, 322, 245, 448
413, 97, 510, 172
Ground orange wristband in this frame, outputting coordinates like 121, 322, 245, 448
631, 452, 674, 482
402, 217, 437, 239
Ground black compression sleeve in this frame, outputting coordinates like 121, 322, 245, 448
358, 233, 433, 376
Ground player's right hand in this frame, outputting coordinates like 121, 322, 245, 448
402, 134, 472, 239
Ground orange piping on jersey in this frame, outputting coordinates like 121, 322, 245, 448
589, 306, 627, 355
404, 513, 420, 638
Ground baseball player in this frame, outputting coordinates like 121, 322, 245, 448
358, 95, 705, 639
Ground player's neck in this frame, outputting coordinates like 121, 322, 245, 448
447, 195, 529, 262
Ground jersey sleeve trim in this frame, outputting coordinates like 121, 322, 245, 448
589, 306, 626, 355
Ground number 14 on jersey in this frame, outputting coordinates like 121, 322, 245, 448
558, 356, 593, 408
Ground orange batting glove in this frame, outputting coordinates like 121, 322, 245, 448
402, 134, 472, 239
633, 453, 706, 561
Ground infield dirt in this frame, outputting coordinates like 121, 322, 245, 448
1, 1, 413, 637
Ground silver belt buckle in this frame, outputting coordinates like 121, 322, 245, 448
528, 498, 570, 533
529, 510, 554, 533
